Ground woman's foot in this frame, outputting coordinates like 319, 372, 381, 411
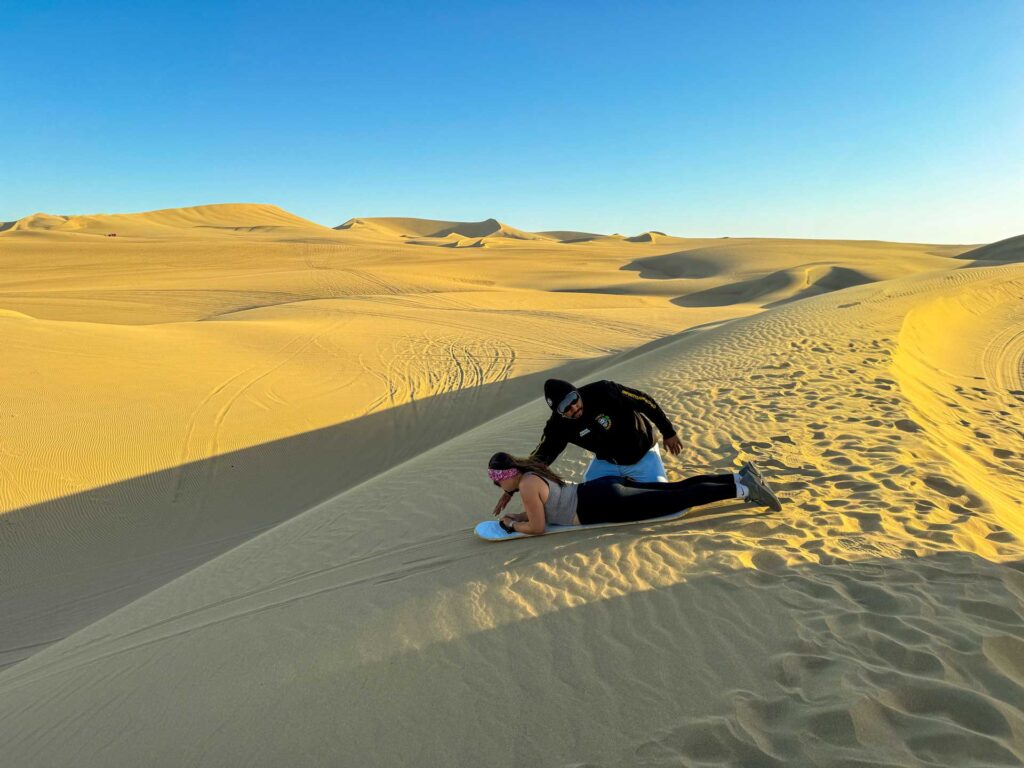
739, 460, 764, 486
741, 464, 782, 511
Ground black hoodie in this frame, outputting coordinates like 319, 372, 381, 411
532, 379, 676, 466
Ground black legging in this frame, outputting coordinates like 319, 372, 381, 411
576, 474, 737, 525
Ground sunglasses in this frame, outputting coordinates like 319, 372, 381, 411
556, 390, 580, 415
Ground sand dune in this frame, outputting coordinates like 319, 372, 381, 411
4, 203, 333, 239
957, 233, 1024, 264
336, 216, 550, 241
1, 207, 1022, 766
626, 230, 670, 243
537, 229, 606, 242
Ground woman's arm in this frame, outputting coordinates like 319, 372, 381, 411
531, 422, 568, 467
506, 475, 546, 535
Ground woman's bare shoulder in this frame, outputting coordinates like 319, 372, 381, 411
521, 472, 548, 491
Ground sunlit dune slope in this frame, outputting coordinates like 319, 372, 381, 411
1, 203, 334, 239
1, 246, 1022, 767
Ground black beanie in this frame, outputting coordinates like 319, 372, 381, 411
544, 379, 576, 411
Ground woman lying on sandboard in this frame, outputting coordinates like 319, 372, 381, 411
487, 451, 781, 537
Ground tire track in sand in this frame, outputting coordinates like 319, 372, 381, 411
363, 333, 516, 414
170, 316, 348, 509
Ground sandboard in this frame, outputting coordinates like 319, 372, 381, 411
475, 509, 694, 541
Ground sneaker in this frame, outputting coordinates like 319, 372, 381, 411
739, 460, 764, 486
743, 468, 782, 512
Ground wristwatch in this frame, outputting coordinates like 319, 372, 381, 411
499, 519, 516, 534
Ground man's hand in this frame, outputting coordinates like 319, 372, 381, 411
492, 492, 512, 517
664, 435, 683, 456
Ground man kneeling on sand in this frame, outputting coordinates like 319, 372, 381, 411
493, 378, 683, 517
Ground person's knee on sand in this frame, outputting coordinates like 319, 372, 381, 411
584, 445, 667, 484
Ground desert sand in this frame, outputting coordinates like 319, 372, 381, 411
0, 204, 1022, 766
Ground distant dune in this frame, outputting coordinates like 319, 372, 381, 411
626, 230, 670, 243
1, 203, 1022, 767
336, 216, 551, 241
2, 203, 333, 239
956, 233, 1024, 263
537, 230, 606, 242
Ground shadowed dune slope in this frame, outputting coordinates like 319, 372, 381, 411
537, 229, 606, 242
956, 233, 1024, 265
1, 258, 1023, 767
675, 264, 875, 308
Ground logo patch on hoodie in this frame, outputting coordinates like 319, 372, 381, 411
596, 414, 612, 430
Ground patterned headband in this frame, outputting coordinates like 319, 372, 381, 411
487, 468, 520, 482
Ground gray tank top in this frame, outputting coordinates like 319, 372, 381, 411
532, 474, 579, 525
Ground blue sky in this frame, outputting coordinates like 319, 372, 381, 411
2, 0, 1022, 242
